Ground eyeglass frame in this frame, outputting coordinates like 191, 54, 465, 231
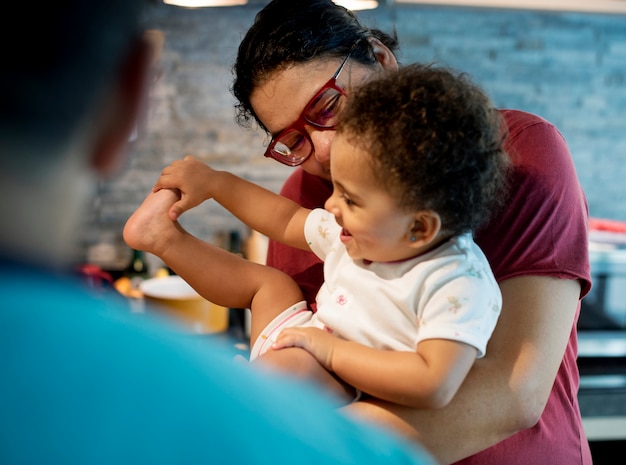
263, 47, 356, 167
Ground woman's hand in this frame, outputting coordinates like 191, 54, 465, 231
272, 327, 337, 371
152, 155, 215, 220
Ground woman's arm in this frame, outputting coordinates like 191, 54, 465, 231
343, 276, 581, 464
272, 328, 478, 409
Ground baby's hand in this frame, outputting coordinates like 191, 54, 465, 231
153, 155, 215, 220
272, 327, 336, 371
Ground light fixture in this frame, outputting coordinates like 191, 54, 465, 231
334, 0, 379, 10
163, 0, 247, 7
163, 0, 380, 10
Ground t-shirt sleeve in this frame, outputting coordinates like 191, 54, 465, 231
304, 208, 340, 262
416, 273, 501, 358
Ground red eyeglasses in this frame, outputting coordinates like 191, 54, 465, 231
263, 49, 354, 167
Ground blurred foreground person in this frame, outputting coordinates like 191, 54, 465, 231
0, 2, 435, 464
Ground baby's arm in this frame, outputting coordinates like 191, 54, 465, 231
154, 155, 311, 251
272, 328, 477, 409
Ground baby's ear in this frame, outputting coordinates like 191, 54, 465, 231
408, 211, 441, 247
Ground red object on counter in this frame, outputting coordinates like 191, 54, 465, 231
76, 264, 114, 289
589, 218, 626, 233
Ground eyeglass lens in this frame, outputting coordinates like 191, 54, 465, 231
271, 87, 346, 164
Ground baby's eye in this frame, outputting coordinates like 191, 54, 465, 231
341, 194, 354, 206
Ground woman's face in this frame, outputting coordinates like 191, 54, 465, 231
250, 52, 390, 181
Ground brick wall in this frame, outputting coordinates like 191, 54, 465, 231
81, 2, 626, 267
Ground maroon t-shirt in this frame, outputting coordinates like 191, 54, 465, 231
267, 109, 592, 464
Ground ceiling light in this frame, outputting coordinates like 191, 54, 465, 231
163, 0, 247, 7
334, 1, 380, 11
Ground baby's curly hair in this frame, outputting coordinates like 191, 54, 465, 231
337, 64, 510, 235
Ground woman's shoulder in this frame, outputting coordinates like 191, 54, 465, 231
499, 108, 555, 135
498, 109, 572, 171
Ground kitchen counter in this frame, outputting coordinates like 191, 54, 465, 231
577, 332, 626, 442
579, 388, 626, 441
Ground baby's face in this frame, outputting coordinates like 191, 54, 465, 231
324, 133, 416, 263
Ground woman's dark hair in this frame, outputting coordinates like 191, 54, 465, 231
232, 0, 398, 131
337, 64, 510, 234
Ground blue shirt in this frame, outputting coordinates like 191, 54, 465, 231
0, 261, 435, 465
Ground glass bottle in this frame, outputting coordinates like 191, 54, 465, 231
228, 230, 245, 338
124, 249, 149, 288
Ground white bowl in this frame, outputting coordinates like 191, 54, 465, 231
140, 275, 201, 300
140, 276, 228, 334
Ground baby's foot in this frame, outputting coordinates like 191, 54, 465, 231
123, 189, 181, 256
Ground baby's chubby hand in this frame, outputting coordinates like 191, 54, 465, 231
152, 155, 216, 220
272, 326, 337, 371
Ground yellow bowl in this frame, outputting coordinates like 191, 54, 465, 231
140, 276, 228, 334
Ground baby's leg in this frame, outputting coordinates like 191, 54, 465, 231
123, 188, 181, 257
257, 348, 356, 404
124, 189, 305, 339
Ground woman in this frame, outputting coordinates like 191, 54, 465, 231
162, 1, 592, 463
